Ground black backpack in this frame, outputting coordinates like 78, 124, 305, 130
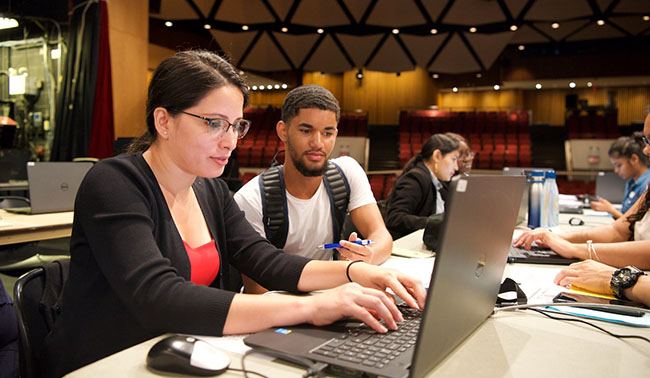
259, 161, 350, 249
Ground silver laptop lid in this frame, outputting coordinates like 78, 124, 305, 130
410, 175, 525, 378
26, 162, 93, 214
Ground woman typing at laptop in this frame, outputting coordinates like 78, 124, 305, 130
39, 50, 426, 377
514, 114, 650, 271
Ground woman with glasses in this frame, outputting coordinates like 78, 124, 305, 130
514, 114, 650, 271
590, 133, 650, 219
40, 50, 426, 377
385, 134, 460, 240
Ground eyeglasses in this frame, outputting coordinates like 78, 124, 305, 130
642, 135, 650, 146
181, 111, 251, 139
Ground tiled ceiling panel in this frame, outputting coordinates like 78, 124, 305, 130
503, 0, 530, 19
466, 32, 515, 70
610, 16, 650, 36
366, 0, 426, 27
240, 33, 292, 72
444, 0, 507, 25
421, 0, 448, 22
336, 34, 384, 68
292, 0, 349, 27
525, 0, 593, 22
153, 1, 197, 20
613, 0, 650, 13
303, 35, 353, 73
273, 32, 321, 67
366, 36, 414, 73
566, 23, 626, 41
215, 0, 276, 24
534, 20, 590, 41
429, 33, 481, 73
209, 30, 258, 64
341, 0, 372, 23
510, 24, 550, 43
267, 0, 294, 21
400, 34, 449, 68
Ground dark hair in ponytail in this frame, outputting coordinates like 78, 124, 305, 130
127, 50, 249, 153
608, 133, 649, 167
400, 134, 459, 177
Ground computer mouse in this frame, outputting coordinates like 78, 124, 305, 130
147, 335, 230, 376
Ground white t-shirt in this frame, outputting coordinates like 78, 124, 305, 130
634, 210, 650, 241
234, 156, 376, 260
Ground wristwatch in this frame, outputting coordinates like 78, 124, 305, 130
610, 266, 646, 300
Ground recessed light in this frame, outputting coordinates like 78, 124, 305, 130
164, 21, 173, 27
239, 70, 244, 75
251, 85, 258, 90
569, 82, 576, 88
551, 22, 560, 29
452, 87, 458, 92
242, 25, 249, 31
587, 81, 593, 88
281, 84, 288, 89
469, 27, 477, 33
596, 19, 605, 26
317, 28, 324, 34
259, 85, 265, 90
493, 84, 500, 91
510, 25, 518, 31
281, 27, 288, 32
274, 84, 280, 89
432, 73, 439, 79
430, 28, 438, 34
535, 83, 542, 90
475, 73, 482, 78
392, 29, 399, 34
518, 45, 525, 51
644, 15, 650, 21
204, 24, 211, 30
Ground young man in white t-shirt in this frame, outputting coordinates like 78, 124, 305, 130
234, 85, 392, 293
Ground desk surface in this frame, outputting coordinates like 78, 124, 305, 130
67, 212, 647, 378
0, 209, 73, 245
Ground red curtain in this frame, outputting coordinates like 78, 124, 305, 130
88, 0, 114, 158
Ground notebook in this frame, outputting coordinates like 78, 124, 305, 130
4, 162, 93, 214
244, 175, 526, 378
595, 171, 625, 204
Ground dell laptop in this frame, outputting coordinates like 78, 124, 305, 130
595, 171, 625, 204
244, 175, 526, 378
4, 161, 93, 214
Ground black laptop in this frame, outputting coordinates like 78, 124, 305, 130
244, 175, 526, 378
508, 244, 580, 265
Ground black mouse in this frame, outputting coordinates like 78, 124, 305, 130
147, 335, 230, 376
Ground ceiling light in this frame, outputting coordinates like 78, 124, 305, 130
281, 84, 288, 89
452, 87, 458, 93
356, 70, 363, 80
251, 85, 258, 90
518, 45, 525, 51
392, 29, 399, 34
281, 27, 288, 32
0, 17, 18, 30
493, 84, 500, 91
274, 84, 280, 89
259, 85, 265, 90
535, 83, 542, 90
596, 19, 605, 26
430, 28, 438, 34
204, 24, 211, 30
469, 27, 477, 33
242, 25, 249, 31
317, 28, 324, 34
432, 73, 439, 79
475, 73, 482, 78
551, 22, 560, 29
644, 15, 650, 21
569, 82, 576, 88
587, 81, 593, 88
164, 21, 173, 27
510, 25, 518, 31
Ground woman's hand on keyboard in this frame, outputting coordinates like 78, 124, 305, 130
346, 263, 426, 311
513, 229, 581, 259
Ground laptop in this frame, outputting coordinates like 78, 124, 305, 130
244, 175, 526, 378
508, 244, 580, 265
4, 162, 93, 214
595, 171, 625, 204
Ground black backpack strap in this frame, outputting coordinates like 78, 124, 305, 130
259, 165, 289, 249
39, 260, 69, 331
322, 161, 351, 242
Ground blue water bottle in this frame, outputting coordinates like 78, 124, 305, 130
528, 170, 545, 228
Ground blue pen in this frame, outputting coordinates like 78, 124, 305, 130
318, 240, 375, 250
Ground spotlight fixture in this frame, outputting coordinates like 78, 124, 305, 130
392, 28, 399, 34
475, 73, 482, 78
452, 87, 458, 93
469, 27, 477, 33
493, 84, 500, 91
0, 17, 19, 30
242, 25, 249, 31
535, 83, 542, 89
432, 73, 439, 79
587, 81, 593, 88
569, 82, 576, 88
396, 72, 401, 77
164, 21, 173, 27
510, 25, 518, 31
430, 28, 438, 34
644, 15, 649, 21
356, 69, 363, 80
596, 19, 605, 26
281, 84, 288, 89
259, 85, 265, 90
252, 85, 258, 90
317, 28, 324, 34
204, 24, 212, 30
281, 27, 288, 32
239, 70, 244, 75
551, 22, 560, 29
518, 45, 525, 51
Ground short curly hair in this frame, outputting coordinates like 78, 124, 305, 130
281, 84, 340, 124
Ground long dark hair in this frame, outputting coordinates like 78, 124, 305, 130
127, 50, 249, 153
400, 134, 459, 177
609, 132, 649, 167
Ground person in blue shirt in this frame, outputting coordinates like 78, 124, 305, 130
591, 133, 650, 219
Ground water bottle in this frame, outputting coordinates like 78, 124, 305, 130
545, 170, 559, 227
528, 170, 545, 229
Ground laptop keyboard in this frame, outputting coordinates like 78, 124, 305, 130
509, 245, 558, 258
309, 304, 421, 369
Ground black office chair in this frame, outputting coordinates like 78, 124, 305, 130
13, 260, 69, 378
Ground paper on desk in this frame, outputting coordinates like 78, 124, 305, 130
506, 265, 564, 304
0, 220, 12, 227
582, 209, 613, 217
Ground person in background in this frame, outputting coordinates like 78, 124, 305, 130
39, 50, 426, 377
514, 114, 650, 270
555, 260, 650, 307
445, 132, 473, 176
385, 134, 460, 240
591, 133, 650, 219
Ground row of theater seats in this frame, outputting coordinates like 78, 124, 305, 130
239, 106, 369, 168
566, 112, 618, 139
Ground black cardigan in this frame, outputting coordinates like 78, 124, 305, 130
386, 162, 447, 240
40, 153, 311, 377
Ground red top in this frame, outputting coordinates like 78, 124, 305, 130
183, 239, 220, 286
